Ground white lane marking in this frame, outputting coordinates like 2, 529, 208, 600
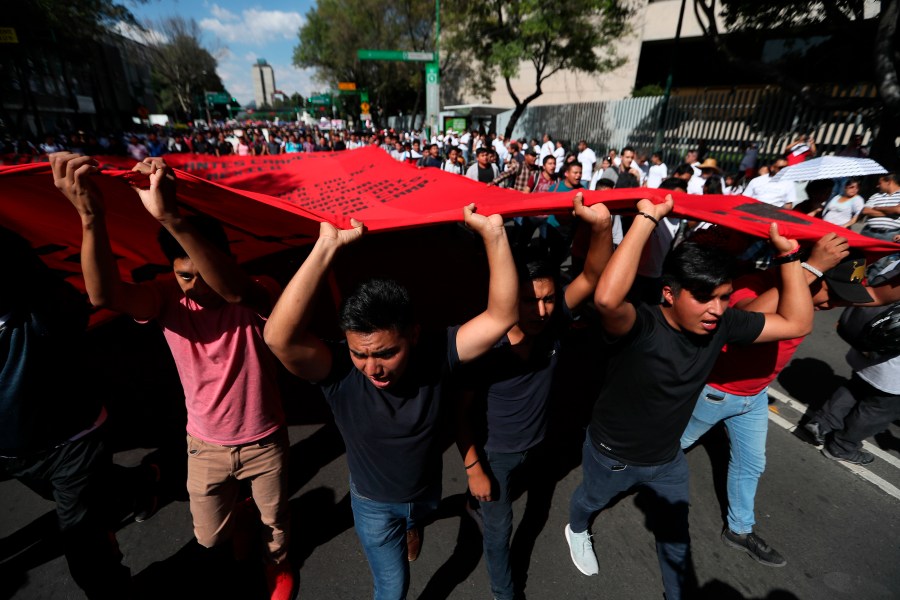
768, 388, 900, 471
766, 388, 900, 501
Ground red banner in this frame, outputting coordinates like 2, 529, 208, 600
2, 147, 897, 324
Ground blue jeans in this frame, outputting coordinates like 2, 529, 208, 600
569, 433, 692, 600
479, 447, 541, 600
680, 384, 769, 535
349, 481, 439, 600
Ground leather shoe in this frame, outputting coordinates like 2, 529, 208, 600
406, 527, 422, 562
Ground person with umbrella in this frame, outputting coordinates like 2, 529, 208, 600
812, 179, 866, 228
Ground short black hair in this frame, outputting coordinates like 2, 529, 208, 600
659, 177, 688, 192
476, 147, 490, 155
157, 215, 231, 265
562, 161, 581, 174
542, 155, 556, 166
595, 178, 616, 190
661, 242, 735, 300
880, 173, 899, 185
513, 240, 559, 282
338, 278, 414, 333
622, 146, 635, 155
673, 164, 694, 177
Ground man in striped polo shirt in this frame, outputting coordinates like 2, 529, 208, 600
861, 173, 900, 242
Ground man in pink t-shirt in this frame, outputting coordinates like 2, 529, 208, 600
52, 153, 295, 600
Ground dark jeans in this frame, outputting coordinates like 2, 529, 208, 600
479, 445, 545, 600
815, 373, 900, 455
0, 429, 131, 599
569, 433, 693, 600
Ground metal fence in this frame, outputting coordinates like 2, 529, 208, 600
498, 85, 877, 173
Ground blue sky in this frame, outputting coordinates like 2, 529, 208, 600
128, 0, 320, 105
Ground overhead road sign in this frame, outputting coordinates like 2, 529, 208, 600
357, 50, 435, 62
206, 92, 231, 104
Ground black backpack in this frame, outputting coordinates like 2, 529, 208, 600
837, 301, 900, 355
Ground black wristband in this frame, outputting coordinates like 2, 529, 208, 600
637, 211, 659, 226
771, 251, 803, 265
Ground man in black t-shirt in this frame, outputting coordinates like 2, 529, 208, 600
0, 228, 134, 599
564, 197, 813, 600
466, 147, 500, 183
264, 205, 518, 600
458, 194, 612, 600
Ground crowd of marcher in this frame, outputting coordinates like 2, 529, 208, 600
3, 120, 900, 600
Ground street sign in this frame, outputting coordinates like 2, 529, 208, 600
308, 94, 331, 105
360, 91, 369, 103
206, 92, 230, 104
357, 49, 435, 62
360, 102, 370, 113
425, 62, 440, 134
338, 82, 357, 91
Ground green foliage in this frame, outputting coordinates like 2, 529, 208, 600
443, 0, 635, 136
632, 84, 665, 97
143, 17, 223, 120
294, 0, 436, 116
717, 0, 867, 31
444, 0, 633, 99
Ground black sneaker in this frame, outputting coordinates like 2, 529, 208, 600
721, 529, 786, 567
821, 446, 875, 465
803, 421, 826, 446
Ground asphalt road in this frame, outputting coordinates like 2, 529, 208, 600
2, 303, 899, 600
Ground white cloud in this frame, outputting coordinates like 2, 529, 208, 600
200, 8, 303, 45
209, 4, 237, 22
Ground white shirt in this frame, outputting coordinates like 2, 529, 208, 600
553, 147, 565, 172
577, 148, 597, 181
744, 174, 797, 207
863, 191, 900, 231
646, 163, 668, 188
492, 138, 508, 163
539, 141, 555, 164
822, 194, 865, 226
687, 175, 706, 195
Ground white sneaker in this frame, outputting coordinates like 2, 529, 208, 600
565, 524, 598, 576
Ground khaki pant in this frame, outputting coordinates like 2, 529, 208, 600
186, 428, 289, 563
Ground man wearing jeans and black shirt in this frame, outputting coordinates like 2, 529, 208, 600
264, 204, 518, 600
459, 194, 612, 600
564, 196, 813, 600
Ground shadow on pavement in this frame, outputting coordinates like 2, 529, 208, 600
777, 357, 848, 410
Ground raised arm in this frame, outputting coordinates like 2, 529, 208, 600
455, 204, 519, 363
264, 220, 364, 380
564, 193, 613, 310
734, 233, 849, 313
51, 152, 160, 319
752, 224, 814, 343
130, 158, 271, 312
593, 196, 674, 337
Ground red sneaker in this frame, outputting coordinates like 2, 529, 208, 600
265, 560, 296, 600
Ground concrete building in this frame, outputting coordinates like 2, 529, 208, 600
252, 59, 277, 108
460, 0, 881, 107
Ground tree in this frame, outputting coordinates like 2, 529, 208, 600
141, 17, 224, 122
443, 0, 635, 139
294, 0, 436, 120
693, 0, 900, 169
